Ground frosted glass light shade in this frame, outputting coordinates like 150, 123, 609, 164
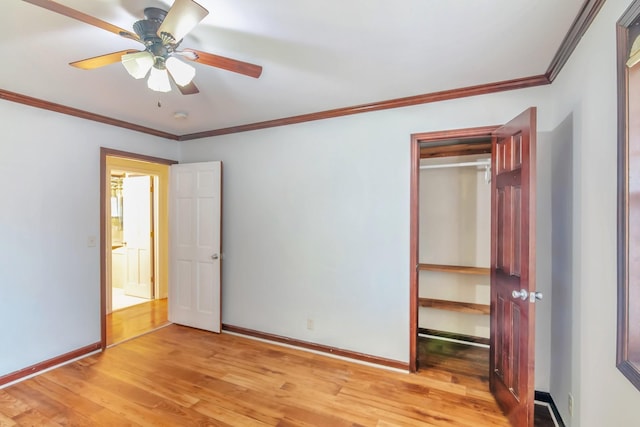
166, 57, 196, 86
147, 67, 171, 92
121, 51, 154, 79
157, 0, 208, 43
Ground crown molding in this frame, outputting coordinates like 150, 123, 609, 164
179, 75, 550, 140
546, 0, 606, 82
0, 89, 179, 140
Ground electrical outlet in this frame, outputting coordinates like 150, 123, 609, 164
568, 393, 574, 417
87, 236, 96, 247
306, 319, 314, 331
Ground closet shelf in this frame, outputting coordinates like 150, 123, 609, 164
418, 328, 490, 346
418, 298, 490, 315
418, 263, 489, 275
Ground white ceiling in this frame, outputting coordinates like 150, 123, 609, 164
1, 0, 585, 136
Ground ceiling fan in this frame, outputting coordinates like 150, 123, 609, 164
23, 0, 263, 95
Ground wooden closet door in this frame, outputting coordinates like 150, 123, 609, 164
490, 107, 537, 427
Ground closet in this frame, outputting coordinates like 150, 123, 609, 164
418, 141, 492, 345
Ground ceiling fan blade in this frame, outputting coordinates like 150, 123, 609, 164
177, 81, 200, 95
181, 49, 263, 78
22, 0, 140, 42
70, 50, 141, 70
157, 0, 208, 43
168, 72, 200, 95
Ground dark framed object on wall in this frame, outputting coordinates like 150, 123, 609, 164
617, 0, 640, 392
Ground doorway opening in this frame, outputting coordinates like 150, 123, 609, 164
410, 129, 495, 380
409, 126, 498, 372
100, 148, 176, 348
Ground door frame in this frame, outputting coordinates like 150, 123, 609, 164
99, 148, 177, 350
409, 125, 499, 372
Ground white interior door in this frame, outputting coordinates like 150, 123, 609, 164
169, 161, 222, 332
122, 175, 153, 299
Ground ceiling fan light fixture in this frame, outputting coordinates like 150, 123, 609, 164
26, 0, 262, 97
166, 56, 196, 86
121, 51, 154, 79
147, 66, 171, 92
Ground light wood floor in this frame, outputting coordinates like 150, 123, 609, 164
418, 337, 556, 427
0, 324, 512, 426
106, 298, 169, 346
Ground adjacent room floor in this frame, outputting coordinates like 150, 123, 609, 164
106, 297, 169, 346
111, 287, 150, 311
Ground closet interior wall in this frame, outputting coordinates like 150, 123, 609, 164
418, 153, 491, 341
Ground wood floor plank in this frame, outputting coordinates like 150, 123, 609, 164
191, 397, 276, 426
0, 325, 511, 426
0, 412, 17, 427
338, 384, 501, 427
24, 376, 135, 426
12, 409, 63, 427
4, 382, 92, 426
0, 390, 29, 419
43, 366, 191, 426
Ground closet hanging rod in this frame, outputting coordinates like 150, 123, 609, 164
420, 159, 490, 170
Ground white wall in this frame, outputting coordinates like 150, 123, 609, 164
535, 130, 554, 394
0, 100, 179, 377
547, 0, 640, 425
180, 86, 555, 369
546, 114, 575, 423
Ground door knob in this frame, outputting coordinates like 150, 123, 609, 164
512, 289, 528, 300
211, 254, 219, 260
512, 289, 543, 303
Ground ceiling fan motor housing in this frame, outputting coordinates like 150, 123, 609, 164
143, 7, 167, 22
133, 8, 166, 43
133, 8, 173, 65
